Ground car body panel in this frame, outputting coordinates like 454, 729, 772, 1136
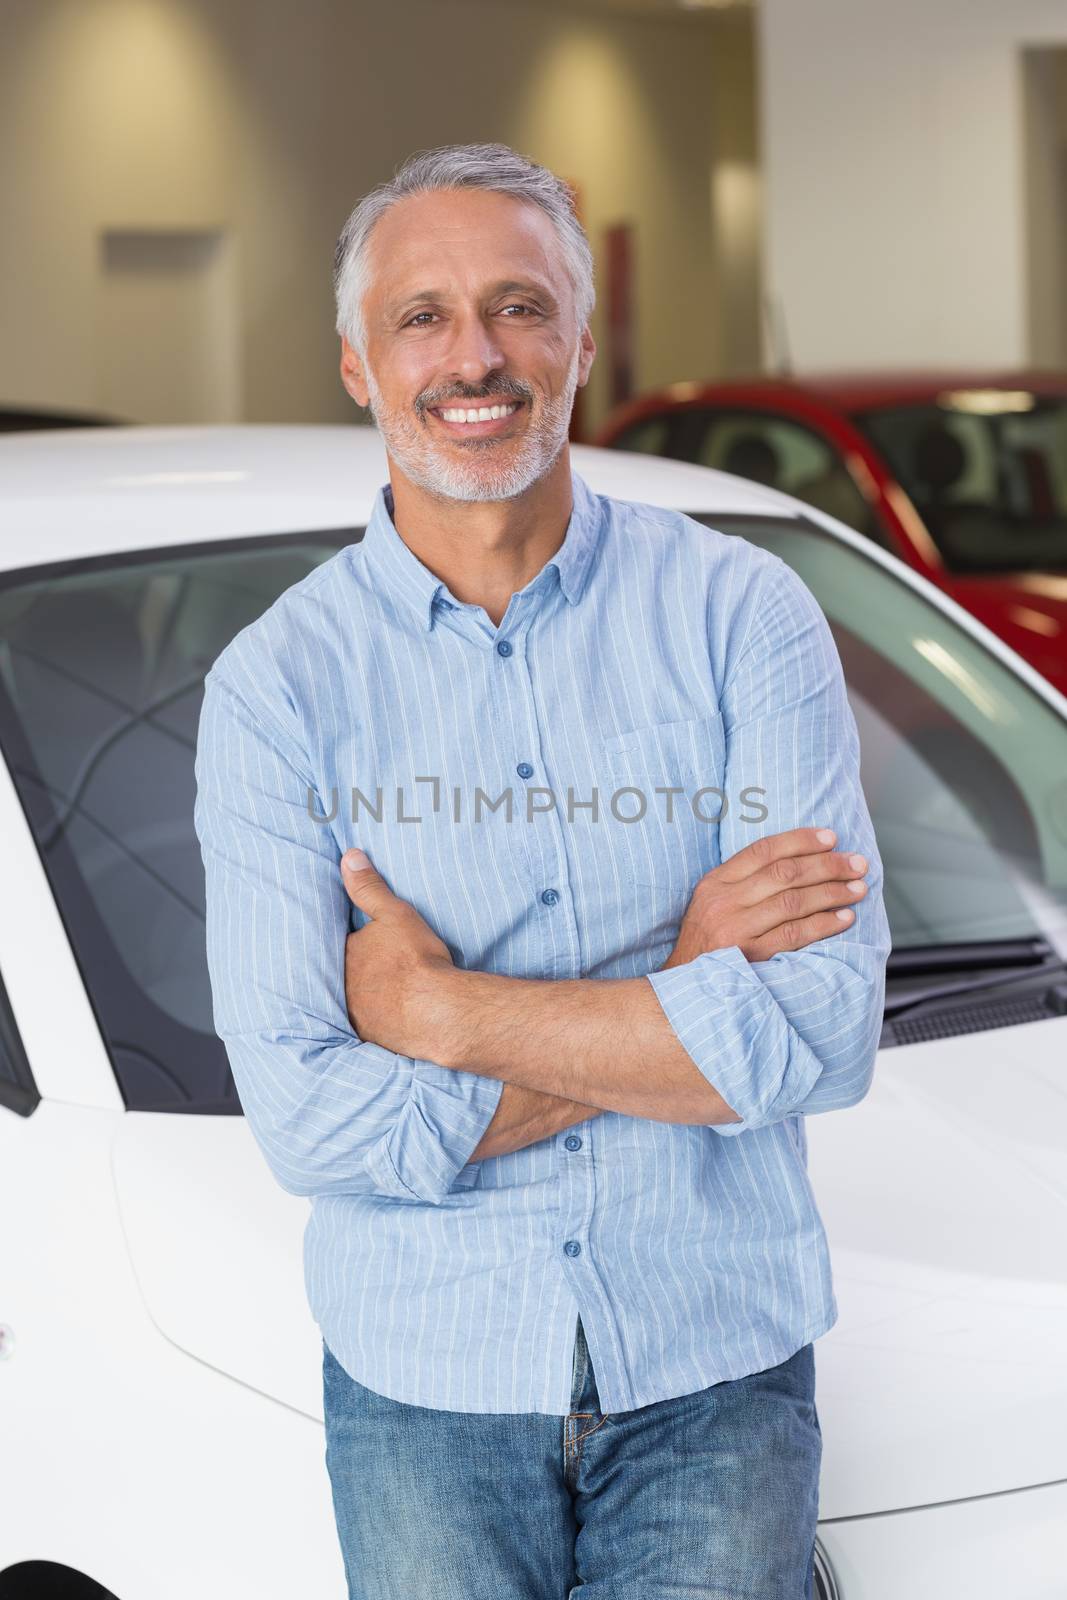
818, 1474, 1067, 1599
111, 1112, 323, 1420
0, 1104, 343, 1598
811, 1014, 1067, 1516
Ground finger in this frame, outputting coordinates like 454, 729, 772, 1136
716, 826, 839, 882
751, 876, 867, 934
745, 852, 869, 910
747, 907, 858, 961
340, 847, 396, 914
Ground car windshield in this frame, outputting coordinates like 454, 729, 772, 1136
852, 392, 1067, 573
0, 531, 355, 1113
2, 514, 1066, 1115
703, 514, 1067, 963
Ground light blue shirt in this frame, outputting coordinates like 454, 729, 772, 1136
194, 469, 891, 1415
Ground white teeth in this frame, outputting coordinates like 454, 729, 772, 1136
438, 402, 519, 423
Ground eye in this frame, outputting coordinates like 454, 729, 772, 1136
405, 311, 438, 328
500, 303, 536, 317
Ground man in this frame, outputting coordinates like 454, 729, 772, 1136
194, 142, 891, 1598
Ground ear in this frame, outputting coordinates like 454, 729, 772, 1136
576, 325, 597, 389
339, 335, 371, 408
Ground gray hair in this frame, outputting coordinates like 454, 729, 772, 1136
332, 142, 596, 356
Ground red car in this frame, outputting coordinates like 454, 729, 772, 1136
596, 372, 1067, 698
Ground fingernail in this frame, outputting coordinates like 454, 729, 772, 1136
835, 908, 853, 921
849, 854, 867, 872
343, 848, 370, 871
847, 880, 865, 894
817, 828, 836, 844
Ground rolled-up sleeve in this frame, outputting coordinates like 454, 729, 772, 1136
193, 657, 504, 1203
645, 551, 892, 1135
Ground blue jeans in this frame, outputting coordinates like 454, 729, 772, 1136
322, 1315, 821, 1598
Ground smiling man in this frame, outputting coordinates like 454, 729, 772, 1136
194, 143, 891, 1599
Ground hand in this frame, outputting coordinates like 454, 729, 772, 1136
340, 848, 458, 1059
662, 827, 868, 970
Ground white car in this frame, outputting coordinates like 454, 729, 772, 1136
2, 425, 1066, 1600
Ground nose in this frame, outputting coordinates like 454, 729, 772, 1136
447, 310, 506, 385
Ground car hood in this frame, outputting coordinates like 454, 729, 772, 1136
112, 1012, 1067, 1519
947, 570, 1067, 695
809, 1010, 1067, 1517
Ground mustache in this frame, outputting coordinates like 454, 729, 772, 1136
415, 375, 533, 416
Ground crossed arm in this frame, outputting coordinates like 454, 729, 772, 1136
335, 885, 745, 1159
452, 970, 742, 1143
194, 554, 890, 1205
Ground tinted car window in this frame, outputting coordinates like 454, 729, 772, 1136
689, 410, 882, 541
0, 965, 39, 1117
0, 531, 355, 1113
608, 414, 676, 458
854, 396, 1067, 572
698, 514, 1067, 956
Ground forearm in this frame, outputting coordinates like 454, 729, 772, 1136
436, 969, 741, 1126
469, 1081, 605, 1162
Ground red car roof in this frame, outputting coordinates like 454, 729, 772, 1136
796, 371, 1067, 411
644, 370, 1067, 416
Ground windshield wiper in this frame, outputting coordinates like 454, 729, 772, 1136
884, 938, 1067, 1019
886, 937, 1055, 976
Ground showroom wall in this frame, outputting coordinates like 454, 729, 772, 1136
1, 0, 758, 430
758, 0, 1067, 372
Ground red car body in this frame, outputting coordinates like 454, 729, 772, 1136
595, 372, 1067, 699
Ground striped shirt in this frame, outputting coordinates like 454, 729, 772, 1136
193, 469, 891, 1415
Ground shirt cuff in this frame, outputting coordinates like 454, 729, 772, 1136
362, 1059, 505, 1202
644, 945, 823, 1136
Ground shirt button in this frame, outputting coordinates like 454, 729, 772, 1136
563, 1240, 582, 1257
564, 1135, 582, 1151
516, 761, 534, 779
540, 888, 559, 906
496, 639, 513, 657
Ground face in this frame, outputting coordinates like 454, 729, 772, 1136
339, 187, 596, 502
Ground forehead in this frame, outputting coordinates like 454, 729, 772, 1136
365, 187, 568, 305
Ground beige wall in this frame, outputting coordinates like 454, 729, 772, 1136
1, 0, 758, 432
758, 0, 1067, 373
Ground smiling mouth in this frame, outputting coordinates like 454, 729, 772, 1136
428, 399, 525, 433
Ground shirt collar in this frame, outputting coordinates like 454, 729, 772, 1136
359, 471, 604, 632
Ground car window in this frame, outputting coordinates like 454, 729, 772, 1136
854, 395, 1067, 572
687, 409, 886, 545
609, 415, 671, 455
0, 530, 356, 1114
695, 513, 1067, 957
0, 962, 38, 1117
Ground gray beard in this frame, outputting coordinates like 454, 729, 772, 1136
364, 351, 580, 503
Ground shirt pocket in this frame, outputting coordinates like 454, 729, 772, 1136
598, 711, 726, 891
